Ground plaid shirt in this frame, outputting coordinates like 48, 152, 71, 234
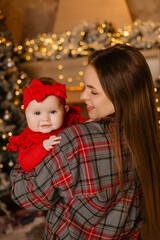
10, 121, 142, 239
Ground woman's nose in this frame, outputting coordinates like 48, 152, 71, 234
80, 88, 87, 100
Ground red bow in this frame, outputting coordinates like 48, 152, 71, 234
23, 79, 67, 111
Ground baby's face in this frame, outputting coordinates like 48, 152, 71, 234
25, 95, 66, 133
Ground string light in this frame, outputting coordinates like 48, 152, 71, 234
79, 71, 84, 76
58, 64, 63, 70
67, 77, 72, 82
59, 74, 64, 80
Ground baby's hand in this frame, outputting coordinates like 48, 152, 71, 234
43, 135, 61, 151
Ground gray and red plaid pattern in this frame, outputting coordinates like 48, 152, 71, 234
11, 121, 142, 239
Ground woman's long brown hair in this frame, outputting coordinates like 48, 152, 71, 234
88, 44, 160, 233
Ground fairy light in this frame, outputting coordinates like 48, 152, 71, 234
79, 71, 84, 76
124, 31, 129, 37
15, 90, 20, 96
56, 55, 61, 60
58, 46, 63, 51
52, 44, 58, 50
66, 31, 71, 36
99, 28, 104, 34
28, 48, 33, 53
79, 82, 84, 87
69, 44, 74, 50
52, 33, 57, 38
81, 31, 85, 36
154, 88, 158, 92
71, 49, 76, 55
8, 132, 13, 137
2, 133, 7, 139
59, 75, 64, 80
60, 37, 64, 43
82, 61, 87, 66
34, 45, 39, 51
102, 23, 106, 28
84, 51, 88, 55
26, 40, 30, 46
17, 79, 22, 84
30, 39, 35, 44
58, 64, 63, 70
67, 77, 72, 82
80, 41, 84, 46
18, 45, 23, 50
26, 55, 31, 61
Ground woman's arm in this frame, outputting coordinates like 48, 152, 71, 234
10, 132, 74, 211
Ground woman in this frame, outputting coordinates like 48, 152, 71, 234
10, 44, 160, 239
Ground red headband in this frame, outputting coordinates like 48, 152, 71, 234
23, 79, 67, 111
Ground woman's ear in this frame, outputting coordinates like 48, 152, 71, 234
64, 105, 69, 113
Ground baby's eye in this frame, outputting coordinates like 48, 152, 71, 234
51, 110, 56, 114
34, 111, 40, 115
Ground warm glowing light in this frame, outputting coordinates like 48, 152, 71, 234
102, 23, 106, 28
81, 31, 85, 36
79, 82, 84, 87
79, 71, 84, 76
26, 41, 30, 45
82, 61, 87, 66
59, 75, 64, 80
56, 55, 61, 60
15, 91, 20, 96
18, 45, 23, 50
2, 134, 7, 139
67, 86, 84, 91
66, 31, 71, 36
67, 77, 72, 82
124, 31, 129, 37
2, 146, 7, 151
154, 88, 158, 92
8, 132, 13, 137
58, 65, 63, 70
17, 79, 22, 84
26, 55, 31, 61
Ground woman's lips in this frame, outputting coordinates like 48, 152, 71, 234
86, 105, 94, 111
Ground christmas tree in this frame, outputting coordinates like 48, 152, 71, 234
0, 10, 29, 193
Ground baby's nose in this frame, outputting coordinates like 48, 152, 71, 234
42, 114, 50, 121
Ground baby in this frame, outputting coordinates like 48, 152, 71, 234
7, 77, 87, 171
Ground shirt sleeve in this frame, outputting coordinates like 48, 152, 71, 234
10, 131, 73, 211
18, 141, 48, 172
